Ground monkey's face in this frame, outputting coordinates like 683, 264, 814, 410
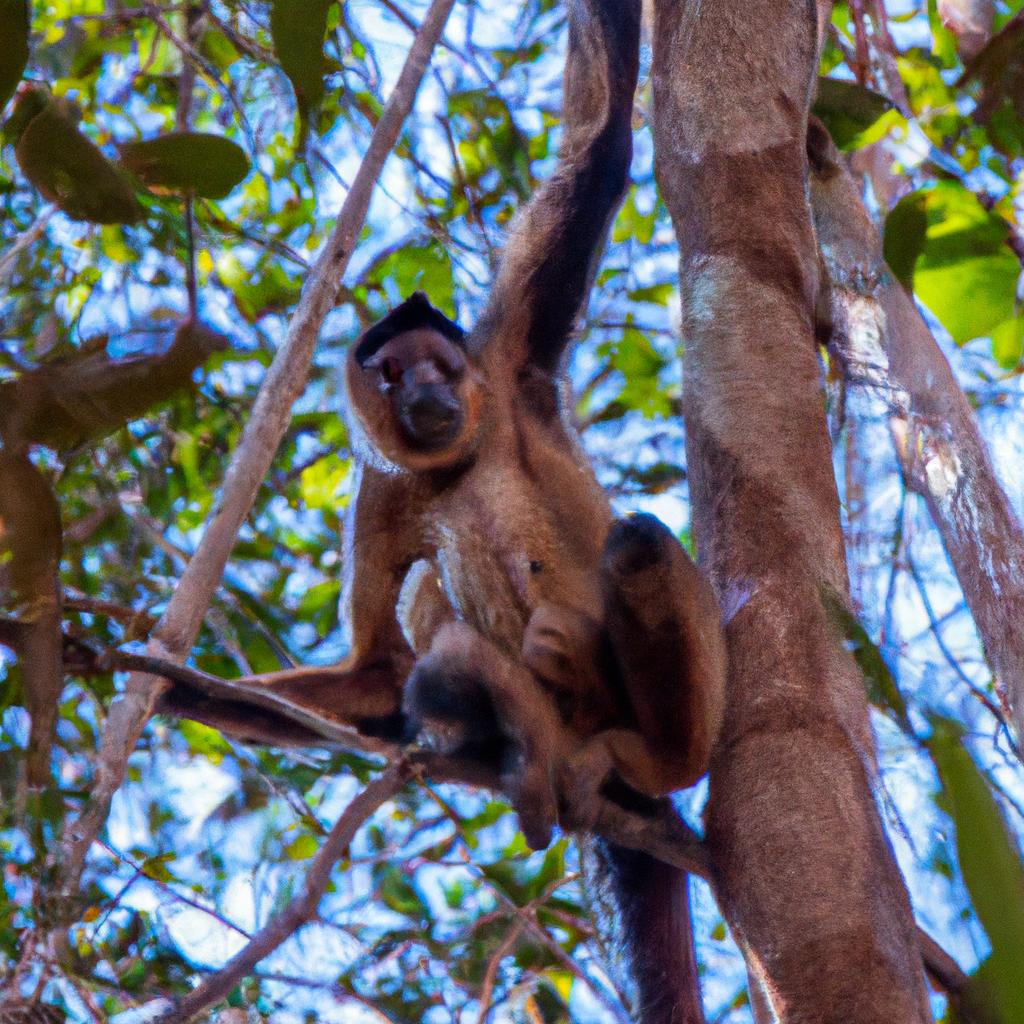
348, 327, 485, 472
366, 331, 466, 452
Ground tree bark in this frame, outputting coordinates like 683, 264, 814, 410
649, 1, 931, 1019
807, 120, 1024, 757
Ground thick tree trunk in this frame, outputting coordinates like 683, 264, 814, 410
649, 2, 931, 1019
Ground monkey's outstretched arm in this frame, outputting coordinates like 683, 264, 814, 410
474, 0, 640, 375
160, 465, 429, 744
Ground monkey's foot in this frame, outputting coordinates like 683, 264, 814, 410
558, 734, 616, 833
507, 759, 557, 850
603, 512, 676, 581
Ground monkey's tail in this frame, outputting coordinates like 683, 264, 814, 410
588, 840, 705, 1024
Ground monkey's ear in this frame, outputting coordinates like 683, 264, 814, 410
353, 293, 466, 366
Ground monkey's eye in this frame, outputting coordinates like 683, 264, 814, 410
378, 357, 402, 385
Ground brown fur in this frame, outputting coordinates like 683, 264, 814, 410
330, 305, 727, 844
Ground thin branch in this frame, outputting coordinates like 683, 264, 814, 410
475, 919, 527, 1024
0, 208, 57, 287
904, 553, 1010, 730
63, 596, 157, 637
486, 876, 629, 1023
95, 838, 252, 942
156, 762, 407, 1024
57, 0, 458, 906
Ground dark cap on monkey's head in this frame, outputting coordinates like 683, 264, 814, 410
353, 292, 466, 366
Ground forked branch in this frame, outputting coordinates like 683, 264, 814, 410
155, 762, 409, 1024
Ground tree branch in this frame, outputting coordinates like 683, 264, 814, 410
57, 0, 458, 906
0, 207, 56, 287
808, 118, 1024, 759
58, 633, 971, 1008
155, 762, 409, 1024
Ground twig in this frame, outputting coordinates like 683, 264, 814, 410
905, 553, 1010, 729
94, 838, 252, 942
56, 0, 458, 906
63, 596, 157, 636
475, 919, 527, 1024
156, 762, 407, 1023
485, 876, 629, 1023
0, 208, 57, 286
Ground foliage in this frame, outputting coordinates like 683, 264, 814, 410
0, 1, 1022, 1022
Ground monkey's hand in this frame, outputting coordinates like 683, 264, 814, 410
523, 605, 615, 734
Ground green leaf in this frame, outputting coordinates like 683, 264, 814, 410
179, 720, 232, 764
890, 183, 1020, 346
271, 0, 333, 143
119, 132, 250, 200
0, 0, 29, 112
927, 716, 1024, 1024
140, 852, 181, 884
12, 87, 141, 224
374, 243, 456, 318
821, 590, 911, 731
284, 833, 319, 860
990, 317, 1024, 370
628, 282, 674, 305
612, 189, 657, 244
377, 864, 428, 918
883, 192, 929, 290
812, 77, 894, 149
606, 327, 672, 418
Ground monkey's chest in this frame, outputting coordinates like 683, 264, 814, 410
432, 479, 605, 658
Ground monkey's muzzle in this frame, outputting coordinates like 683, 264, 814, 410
399, 384, 464, 450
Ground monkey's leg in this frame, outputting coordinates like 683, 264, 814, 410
601, 513, 727, 796
405, 621, 564, 849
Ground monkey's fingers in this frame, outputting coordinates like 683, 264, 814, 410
522, 604, 601, 696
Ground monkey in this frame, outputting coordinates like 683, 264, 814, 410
157, 2, 724, 1019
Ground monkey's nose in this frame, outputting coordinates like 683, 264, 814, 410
401, 386, 463, 448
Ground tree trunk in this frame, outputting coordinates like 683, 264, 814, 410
649, 2, 931, 1019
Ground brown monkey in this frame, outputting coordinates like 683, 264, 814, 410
160, 2, 723, 1019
